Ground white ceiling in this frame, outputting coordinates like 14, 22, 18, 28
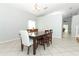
13, 3, 79, 18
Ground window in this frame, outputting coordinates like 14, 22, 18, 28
28, 20, 36, 29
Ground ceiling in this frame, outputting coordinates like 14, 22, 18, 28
13, 3, 79, 18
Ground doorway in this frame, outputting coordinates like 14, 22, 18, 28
62, 24, 70, 38
62, 17, 72, 39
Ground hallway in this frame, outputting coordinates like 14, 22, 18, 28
63, 32, 71, 40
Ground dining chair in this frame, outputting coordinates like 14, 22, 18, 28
37, 36, 45, 50
44, 30, 50, 46
19, 30, 33, 54
45, 29, 53, 44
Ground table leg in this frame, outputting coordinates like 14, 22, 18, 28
33, 39, 36, 55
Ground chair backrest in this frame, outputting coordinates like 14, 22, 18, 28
20, 30, 30, 46
45, 30, 50, 34
45, 30, 52, 39
50, 29, 53, 33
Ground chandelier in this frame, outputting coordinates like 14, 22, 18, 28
33, 3, 48, 11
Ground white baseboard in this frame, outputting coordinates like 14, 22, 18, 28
0, 38, 20, 44
53, 37, 62, 39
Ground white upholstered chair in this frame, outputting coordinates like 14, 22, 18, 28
19, 30, 33, 54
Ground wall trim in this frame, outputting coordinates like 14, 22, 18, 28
0, 38, 20, 44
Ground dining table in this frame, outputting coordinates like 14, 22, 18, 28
29, 31, 47, 55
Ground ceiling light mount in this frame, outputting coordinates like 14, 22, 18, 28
33, 3, 48, 11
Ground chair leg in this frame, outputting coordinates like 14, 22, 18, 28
37, 41, 38, 49
21, 39, 24, 51
47, 39, 50, 47
50, 36, 52, 44
51, 35, 52, 44
43, 40, 45, 50
21, 44, 24, 51
50, 39, 52, 44
43, 43, 45, 50
27, 46, 30, 54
